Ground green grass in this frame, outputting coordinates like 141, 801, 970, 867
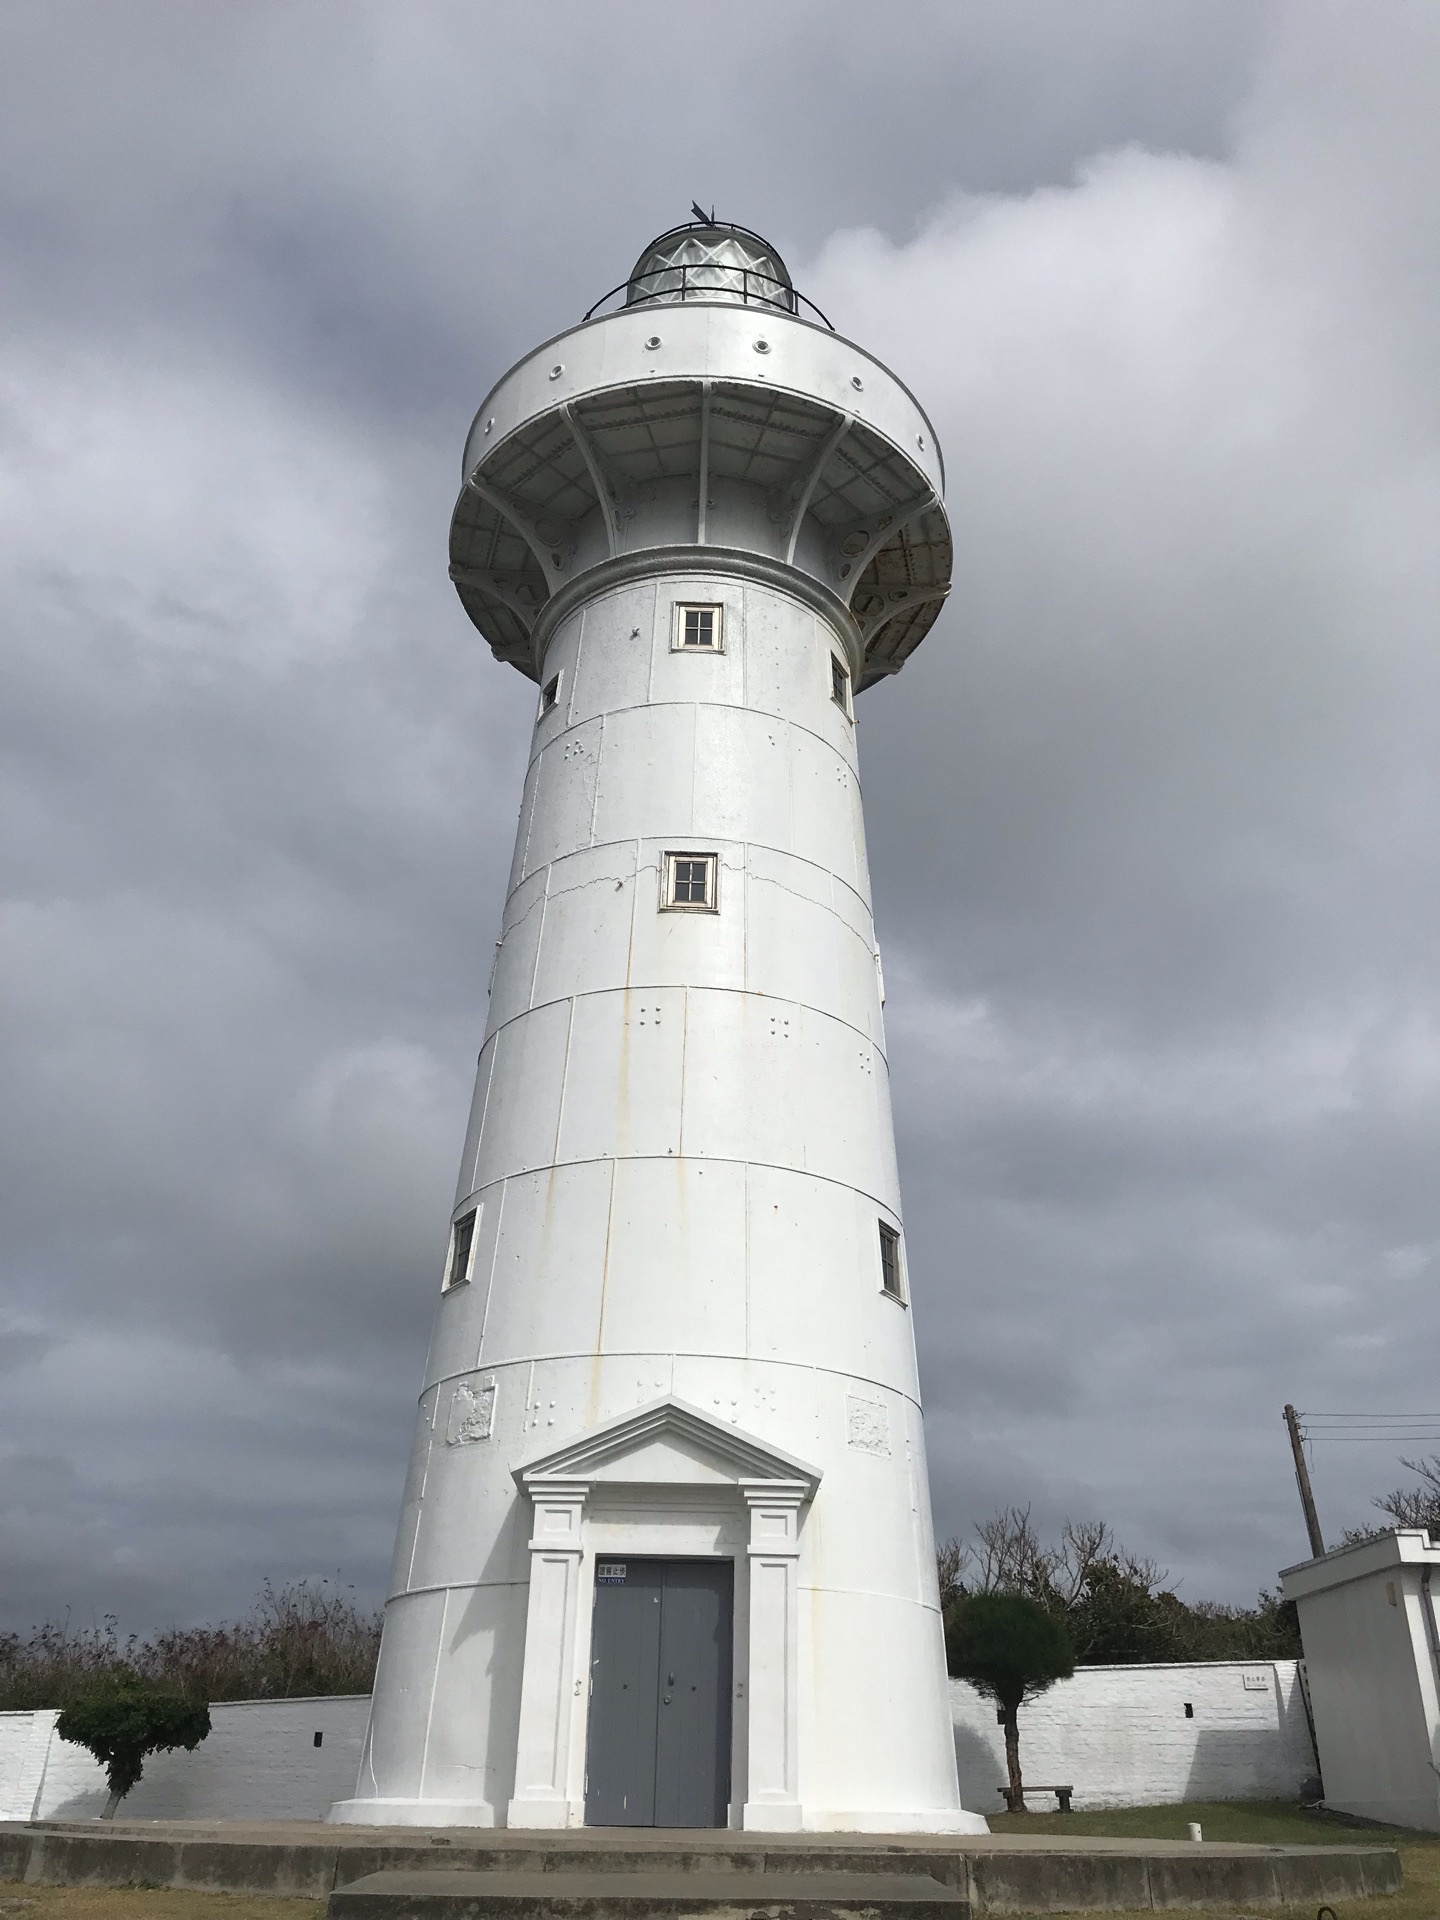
0, 1890, 323, 1919
988, 1798, 1440, 1916
989, 1796, 1433, 1846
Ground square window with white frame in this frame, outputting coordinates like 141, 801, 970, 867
662, 851, 718, 911
673, 603, 723, 651
878, 1221, 905, 1301
539, 671, 561, 716
444, 1206, 480, 1291
830, 653, 852, 716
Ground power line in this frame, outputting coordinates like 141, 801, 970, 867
1296, 1412, 1440, 1445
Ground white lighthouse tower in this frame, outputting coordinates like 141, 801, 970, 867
331, 218, 982, 1835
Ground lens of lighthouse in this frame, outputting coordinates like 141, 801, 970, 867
625, 221, 794, 313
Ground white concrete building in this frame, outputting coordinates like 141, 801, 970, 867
1283, 1530, 1440, 1830
330, 219, 981, 1834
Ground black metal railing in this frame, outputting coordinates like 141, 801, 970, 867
583, 264, 833, 330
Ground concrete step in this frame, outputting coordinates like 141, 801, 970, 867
327, 1867, 969, 1920
1, 1820, 1407, 1913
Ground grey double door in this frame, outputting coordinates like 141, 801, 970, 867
584, 1558, 733, 1827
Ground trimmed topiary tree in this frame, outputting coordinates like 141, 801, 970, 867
56, 1671, 211, 1818
945, 1592, 1074, 1812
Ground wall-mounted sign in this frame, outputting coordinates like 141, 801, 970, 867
596, 1563, 627, 1584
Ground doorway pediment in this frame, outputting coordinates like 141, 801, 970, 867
512, 1395, 821, 1497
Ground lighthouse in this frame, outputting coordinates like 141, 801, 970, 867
331, 218, 983, 1834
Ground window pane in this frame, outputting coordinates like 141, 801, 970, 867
674, 859, 708, 903
664, 852, 715, 908
879, 1223, 900, 1295
832, 656, 849, 707
448, 1209, 477, 1288
682, 607, 715, 647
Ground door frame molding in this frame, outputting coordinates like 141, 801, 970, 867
506, 1397, 821, 1831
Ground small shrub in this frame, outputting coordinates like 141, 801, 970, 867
56, 1672, 211, 1817
946, 1591, 1074, 1812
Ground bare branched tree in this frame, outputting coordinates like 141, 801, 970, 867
1375, 1456, 1440, 1531
1340, 1455, 1440, 1547
936, 1535, 969, 1614
970, 1507, 1058, 1601
938, 1508, 1300, 1664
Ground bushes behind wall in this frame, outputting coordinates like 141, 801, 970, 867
0, 1579, 381, 1710
938, 1511, 1302, 1666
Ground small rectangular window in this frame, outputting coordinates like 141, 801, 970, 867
662, 851, 718, 911
313, 1731, 324, 1748
831, 654, 852, 714
879, 1222, 903, 1300
540, 672, 561, 715
674, 603, 722, 651
445, 1207, 479, 1290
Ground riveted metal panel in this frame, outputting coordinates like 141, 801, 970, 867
743, 845, 880, 1039
590, 702, 697, 847
361, 1589, 448, 1796
553, 987, 686, 1166
597, 1157, 748, 1359
789, 726, 868, 897
469, 1000, 573, 1189
525, 845, 640, 1010
690, 705, 796, 849
566, 585, 657, 722
507, 755, 542, 895
741, 591, 833, 726
471, 1161, 614, 1370
485, 866, 547, 1037
453, 1043, 496, 1208
523, 717, 604, 876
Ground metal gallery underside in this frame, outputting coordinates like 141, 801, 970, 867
449, 377, 952, 693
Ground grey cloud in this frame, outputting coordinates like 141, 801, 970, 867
2, 0, 1433, 1629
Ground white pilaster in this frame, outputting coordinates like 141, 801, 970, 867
507, 1482, 587, 1828
741, 1480, 807, 1830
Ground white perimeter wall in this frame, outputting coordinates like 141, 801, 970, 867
0, 1666, 1314, 1824
952, 1661, 1317, 1814
0, 1696, 369, 1823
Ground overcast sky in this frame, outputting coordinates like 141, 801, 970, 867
3, 0, 1438, 1633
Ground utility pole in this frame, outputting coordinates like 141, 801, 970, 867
1285, 1404, 1326, 1558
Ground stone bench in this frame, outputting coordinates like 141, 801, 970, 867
998, 1783, 1073, 1812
